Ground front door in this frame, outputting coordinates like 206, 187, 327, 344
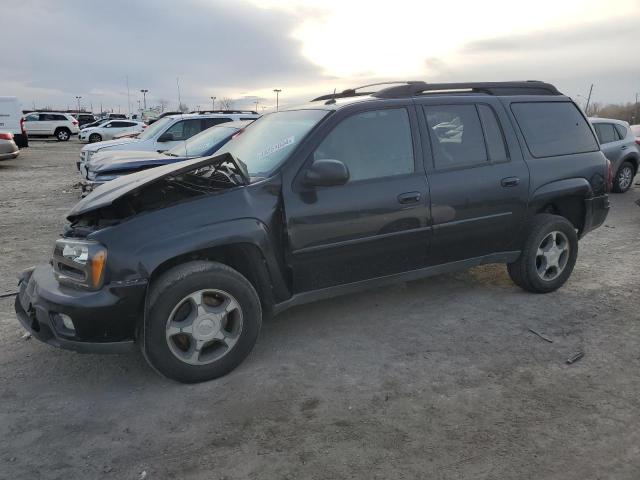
419, 100, 530, 265
284, 106, 431, 293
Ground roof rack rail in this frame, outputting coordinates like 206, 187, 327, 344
372, 81, 561, 98
311, 81, 417, 102
192, 110, 259, 115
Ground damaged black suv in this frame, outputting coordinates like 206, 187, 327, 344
16, 81, 610, 383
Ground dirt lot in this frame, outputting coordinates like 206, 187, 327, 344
1, 140, 639, 479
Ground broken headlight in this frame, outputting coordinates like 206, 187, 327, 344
52, 239, 107, 289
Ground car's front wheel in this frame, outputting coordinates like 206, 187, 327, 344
88, 133, 102, 143
613, 161, 635, 193
55, 128, 71, 141
142, 261, 262, 383
507, 214, 578, 293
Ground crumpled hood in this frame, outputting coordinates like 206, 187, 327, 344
81, 137, 139, 153
89, 150, 189, 173
68, 153, 244, 220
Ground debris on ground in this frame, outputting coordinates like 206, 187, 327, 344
528, 328, 553, 343
139, 470, 147, 479
0, 291, 18, 299
21, 332, 32, 341
566, 351, 585, 364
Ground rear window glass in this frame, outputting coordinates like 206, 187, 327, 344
614, 124, 627, 140
511, 102, 598, 158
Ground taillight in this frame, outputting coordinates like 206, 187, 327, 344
635, 138, 640, 146
72, 120, 79, 126
606, 159, 613, 193
0, 132, 13, 140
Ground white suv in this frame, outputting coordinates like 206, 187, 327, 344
79, 111, 259, 165
23, 112, 80, 141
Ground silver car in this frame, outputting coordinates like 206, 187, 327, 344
590, 118, 639, 193
0, 132, 19, 160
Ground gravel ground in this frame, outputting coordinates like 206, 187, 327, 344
1, 140, 639, 479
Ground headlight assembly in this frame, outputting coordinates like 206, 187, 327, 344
53, 239, 107, 289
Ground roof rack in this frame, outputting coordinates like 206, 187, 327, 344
311, 81, 417, 102
193, 110, 258, 115
372, 81, 561, 98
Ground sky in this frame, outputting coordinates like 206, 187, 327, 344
2, 0, 639, 113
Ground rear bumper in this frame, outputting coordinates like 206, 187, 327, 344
15, 265, 147, 354
581, 194, 610, 237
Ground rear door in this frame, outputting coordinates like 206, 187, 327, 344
284, 104, 431, 293
593, 122, 625, 165
418, 97, 530, 264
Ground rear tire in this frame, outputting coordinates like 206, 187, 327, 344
613, 161, 634, 193
55, 128, 71, 141
142, 261, 262, 383
507, 214, 578, 293
88, 133, 102, 143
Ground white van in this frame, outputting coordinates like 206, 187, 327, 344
0, 97, 28, 147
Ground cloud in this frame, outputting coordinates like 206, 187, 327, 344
1, 0, 322, 110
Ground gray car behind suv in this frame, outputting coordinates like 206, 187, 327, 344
590, 117, 639, 193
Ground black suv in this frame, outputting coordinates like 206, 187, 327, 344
15, 81, 610, 383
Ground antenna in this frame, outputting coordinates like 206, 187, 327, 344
126, 75, 131, 119
176, 77, 182, 115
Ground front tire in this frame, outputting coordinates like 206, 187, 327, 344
613, 161, 634, 193
507, 214, 578, 293
142, 261, 262, 383
55, 128, 71, 141
88, 133, 102, 143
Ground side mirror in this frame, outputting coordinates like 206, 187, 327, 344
157, 132, 175, 142
303, 159, 349, 187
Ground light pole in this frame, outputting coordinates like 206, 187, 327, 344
211, 96, 216, 111
75, 96, 82, 112
273, 89, 281, 111
140, 89, 148, 111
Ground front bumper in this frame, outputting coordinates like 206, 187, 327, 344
15, 264, 147, 354
581, 194, 610, 237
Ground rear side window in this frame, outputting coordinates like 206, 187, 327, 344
423, 105, 487, 169
511, 102, 598, 157
594, 123, 618, 144
614, 124, 627, 140
202, 117, 232, 129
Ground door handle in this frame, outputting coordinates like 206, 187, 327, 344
501, 177, 520, 187
621, 145, 628, 150
397, 192, 421, 204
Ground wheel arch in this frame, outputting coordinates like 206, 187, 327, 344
528, 178, 593, 234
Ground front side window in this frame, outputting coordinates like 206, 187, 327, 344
25, 114, 38, 121
511, 102, 598, 157
138, 116, 173, 140
164, 119, 202, 141
424, 105, 487, 169
313, 108, 414, 182
594, 123, 618, 144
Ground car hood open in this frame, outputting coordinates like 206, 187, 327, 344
68, 153, 248, 220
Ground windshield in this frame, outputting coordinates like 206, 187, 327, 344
138, 117, 173, 140
215, 109, 328, 177
167, 125, 238, 157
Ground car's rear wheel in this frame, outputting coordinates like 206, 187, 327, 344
507, 214, 578, 293
613, 161, 634, 193
142, 261, 262, 383
55, 128, 71, 141
88, 133, 102, 143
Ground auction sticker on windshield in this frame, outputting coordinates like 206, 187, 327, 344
257, 136, 295, 160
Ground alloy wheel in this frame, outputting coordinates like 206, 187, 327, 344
165, 289, 243, 366
618, 165, 633, 191
535, 231, 570, 281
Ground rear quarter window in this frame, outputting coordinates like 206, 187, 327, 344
511, 102, 598, 158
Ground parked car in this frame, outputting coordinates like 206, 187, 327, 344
23, 112, 79, 141
107, 113, 128, 120
0, 132, 19, 160
631, 124, 640, 144
590, 117, 639, 192
0, 96, 28, 147
78, 120, 146, 143
80, 120, 252, 193
78, 112, 259, 166
80, 118, 110, 130
74, 113, 97, 127
15, 81, 610, 383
